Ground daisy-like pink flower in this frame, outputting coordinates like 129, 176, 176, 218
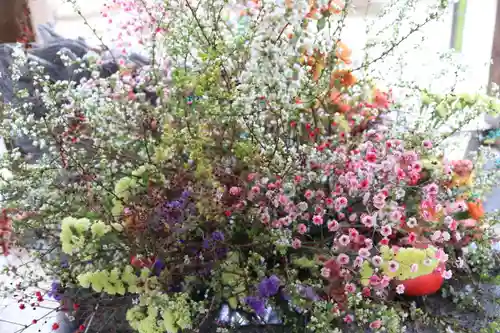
338, 235, 350, 246
380, 225, 392, 237
369, 319, 382, 329
328, 219, 340, 232
371, 256, 383, 266
395, 284, 405, 294
297, 223, 307, 234
312, 215, 324, 225
292, 238, 302, 249
337, 253, 350, 265
344, 283, 356, 294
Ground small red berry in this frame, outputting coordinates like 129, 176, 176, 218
52, 322, 60, 330
19, 304, 25, 310
37, 296, 43, 302
79, 325, 86, 331
32, 319, 37, 324
73, 303, 80, 310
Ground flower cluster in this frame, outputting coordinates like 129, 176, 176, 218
0, 0, 499, 333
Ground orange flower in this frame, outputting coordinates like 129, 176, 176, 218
335, 41, 352, 64
467, 200, 484, 221
330, 70, 357, 88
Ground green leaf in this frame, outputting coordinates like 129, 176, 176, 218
317, 17, 326, 30
228, 297, 238, 309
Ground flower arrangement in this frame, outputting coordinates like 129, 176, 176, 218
0, 0, 499, 333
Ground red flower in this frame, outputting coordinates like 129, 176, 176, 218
365, 152, 377, 163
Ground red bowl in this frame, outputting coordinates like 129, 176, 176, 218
400, 270, 444, 296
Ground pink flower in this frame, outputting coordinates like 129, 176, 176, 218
407, 232, 417, 244
292, 238, 302, 249
312, 215, 324, 225
343, 314, 354, 324
431, 231, 442, 242
337, 253, 350, 265
362, 287, 371, 297
365, 238, 373, 250
369, 275, 381, 286
395, 284, 405, 294
366, 152, 377, 163
379, 238, 390, 246
328, 220, 340, 232
304, 190, 314, 200
229, 186, 242, 196
380, 225, 392, 237
422, 140, 433, 149
344, 283, 356, 294
348, 228, 359, 239
442, 270, 452, 280
373, 193, 386, 209
325, 197, 334, 208
389, 210, 402, 222
297, 223, 307, 234
358, 248, 370, 258
380, 275, 391, 287
338, 235, 351, 246
361, 215, 374, 228
353, 256, 364, 267
372, 256, 383, 266
369, 319, 382, 329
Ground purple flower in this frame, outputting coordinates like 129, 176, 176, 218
48, 282, 62, 301
258, 275, 280, 298
297, 285, 320, 301
152, 259, 166, 276
211, 231, 224, 242
244, 296, 266, 316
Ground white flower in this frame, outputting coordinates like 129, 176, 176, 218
406, 217, 418, 228
321, 267, 331, 278
396, 284, 405, 294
